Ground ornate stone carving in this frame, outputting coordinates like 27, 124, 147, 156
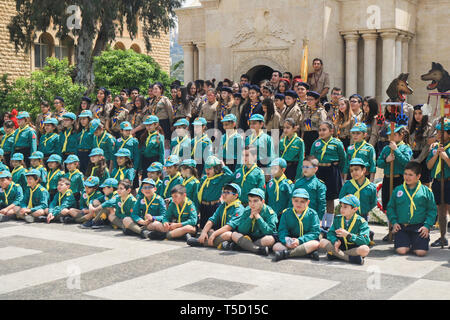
233, 48, 289, 79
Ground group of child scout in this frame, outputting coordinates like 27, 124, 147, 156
0, 107, 447, 265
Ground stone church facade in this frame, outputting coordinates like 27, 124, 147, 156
176, 0, 450, 105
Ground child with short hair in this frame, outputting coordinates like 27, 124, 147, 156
162, 155, 183, 199
191, 117, 213, 174
84, 178, 119, 229
16, 169, 49, 223
58, 112, 78, 159
108, 179, 137, 231
170, 119, 191, 159
111, 148, 135, 182
265, 158, 293, 219
0, 170, 23, 222
29, 151, 47, 186
45, 177, 76, 223
45, 154, 64, 202
1, 120, 16, 165
38, 118, 59, 160
10, 153, 27, 191
180, 159, 200, 210
279, 118, 305, 181
234, 146, 265, 206
63, 155, 84, 202
145, 162, 164, 197
141, 115, 165, 174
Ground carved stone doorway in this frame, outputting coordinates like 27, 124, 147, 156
247, 65, 274, 85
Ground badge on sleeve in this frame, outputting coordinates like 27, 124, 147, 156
83, 193, 87, 199
397, 190, 403, 197
269, 181, 273, 188
315, 142, 321, 147
141, 199, 145, 205
348, 145, 354, 150
118, 138, 123, 142
236, 173, 241, 179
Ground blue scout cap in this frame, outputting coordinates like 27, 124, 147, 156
79, 110, 93, 118
192, 117, 207, 126
249, 85, 260, 92
165, 155, 180, 167
25, 169, 41, 177
221, 114, 237, 123
84, 176, 100, 187
62, 112, 76, 121
143, 115, 159, 125
0, 170, 11, 178
297, 82, 310, 90
204, 156, 222, 169
120, 121, 133, 130
47, 154, 62, 163
142, 178, 156, 186
17, 111, 30, 119
11, 153, 24, 161
436, 118, 450, 131
180, 159, 197, 168
247, 188, 265, 200
386, 124, 406, 135
233, 92, 242, 99
292, 188, 310, 199
100, 178, 119, 188
350, 122, 368, 133
340, 194, 360, 208
220, 86, 233, 94
114, 148, 131, 158
249, 114, 265, 122
89, 119, 101, 134
81, 96, 92, 104
306, 91, 320, 99
43, 118, 58, 126
275, 93, 286, 100
349, 158, 367, 167
89, 148, 104, 157
29, 151, 44, 159
147, 162, 163, 172
350, 94, 363, 102
0, 148, 3, 156
174, 119, 190, 127
224, 183, 241, 197
270, 158, 287, 169
64, 154, 80, 163
284, 90, 298, 99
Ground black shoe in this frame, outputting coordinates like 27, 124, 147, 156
369, 230, 375, 241
273, 250, 289, 262
327, 253, 338, 261
382, 233, 391, 242
187, 237, 202, 247
257, 246, 269, 256
59, 216, 66, 223
79, 220, 93, 229
308, 251, 320, 261
140, 230, 151, 239
36, 216, 47, 223
221, 241, 236, 251
185, 233, 193, 241
63, 216, 75, 224
348, 255, 364, 265
148, 230, 167, 240
0, 214, 10, 222
431, 238, 448, 247
91, 219, 105, 229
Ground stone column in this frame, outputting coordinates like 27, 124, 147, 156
401, 35, 411, 73
196, 42, 206, 80
343, 32, 359, 96
181, 42, 194, 83
381, 31, 398, 101
395, 35, 403, 76
362, 31, 378, 97
193, 46, 198, 80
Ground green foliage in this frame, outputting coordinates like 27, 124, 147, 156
4, 58, 86, 120
0, 74, 12, 115
93, 49, 174, 97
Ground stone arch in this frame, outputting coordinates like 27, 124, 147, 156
130, 43, 141, 53
234, 54, 286, 84
114, 42, 126, 50
34, 32, 54, 68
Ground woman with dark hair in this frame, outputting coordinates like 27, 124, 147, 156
216, 87, 234, 133
362, 96, 379, 146
128, 95, 149, 141
187, 82, 202, 121
148, 82, 173, 142
409, 105, 432, 185
172, 86, 191, 122
277, 79, 290, 95
239, 85, 263, 132
334, 97, 354, 150
262, 98, 281, 134
301, 91, 327, 155
106, 95, 129, 138
90, 88, 113, 124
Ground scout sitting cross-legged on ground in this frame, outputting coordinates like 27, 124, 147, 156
223, 188, 277, 256
147, 185, 197, 241
107, 179, 137, 231
319, 195, 370, 265
187, 183, 244, 248
0, 170, 23, 222
16, 169, 49, 223
272, 188, 321, 262
45, 178, 76, 223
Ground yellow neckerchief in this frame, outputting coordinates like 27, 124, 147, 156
163, 172, 181, 197
146, 131, 158, 147
90, 165, 99, 177
119, 135, 132, 149
4, 182, 16, 205
58, 189, 71, 206
105, 190, 117, 201
435, 142, 450, 178
320, 137, 333, 161
85, 191, 96, 205
273, 174, 287, 201
12, 166, 24, 176
221, 199, 241, 227
14, 125, 29, 143
173, 135, 188, 156
46, 169, 61, 190
191, 134, 208, 156
113, 166, 125, 180
68, 169, 81, 180
351, 140, 367, 159
61, 128, 73, 153
403, 181, 422, 220
1, 131, 14, 148
144, 193, 157, 214
350, 178, 371, 199
223, 131, 238, 150
43, 133, 57, 147
197, 172, 224, 202
79, 128, 87, 143
251, 205, 265, 232
341, 213, 358, 250
241, 164, 257, 187
27, 184, 40, 208
34, 165, 43, 171
281, 133, 298, 158
293, 206, 309, 237
176, 198, 188, 223
249, 130, 263, 145
120, 194, 132, 215
95, 130, 107, 148
182, 175, 197, 186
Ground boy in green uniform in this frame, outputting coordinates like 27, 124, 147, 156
16, 169, 49, 223
77, 110, 94, 173
294, 156, 327, 222
220, 114, 244, 172
0, 170, 23, 222
1, 120, 17, 165
12, 111, 37, 166
10, 153, 27, 191
162, 155, 183, 199
344, 123, 377, 181
107, 179, 137, 231
273, 188, 321, 261
63, 155, 84, 202
141, 115, 165, 170
111, 148, 135, 182
191, 117, 212, 174
84, 178, 119, 229
279, 118, 305, 181
187, 183, 244, 248
224, 188, 277, 256
170, 119, 191, 159
266, 158, 293, 219
148, 185, 198, 241
234, 146, 265, 206
38, 118, 60, 160
115, 121, 140, 170
29, 151, 47, 186
58, 112, 78, 159
45, 177, 76, 223
145, 162, 164, 198
319, 195, 371, 265
46, 154, 64, 201
386, 161, 437, 256
90, 119, 116, 170
245, 114, 275, 167
180, 159, 200, 210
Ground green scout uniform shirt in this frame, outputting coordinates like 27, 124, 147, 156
89, 167, 110, 186
278, 207, 321, 245
114, 194, 137, 219
11, 166, 27, 191
170, 136, 191, 158
427, 142, 450, 179
344, 141, 377, 174
142, 131, 165, 165
279, 134, 305, 180
46, 169, 64, 192
63, 170, 84, 195
38, 133, 60, 156
265, 175, 293, 217
0, 163, 7, 172
294, 175, 327, 220
93, 131, 116, 161
198, 166, 235, 203
376, 142, 412, 176
58, 128, 78, 155
111, 167, 135, 182
0, 182, 23, 207
387, 183, 437, 230
32, 165, 48, 185
49, 189, 76, 217
162, 172, 184, 199
79, 190, 104, 210
191, 134, 213, 164
327, 214, 370, 247
163, 198, 198, 227
115, 136, 140, 169
131, 193, 166, 223
310, 137, 347, 171
182, 176, 200, 209
76, 128, 93, 150
12, 125, 37, 153
234, 164, 265, 204
101, 192, 119, 209
221, 131, 244, 163
230, 204, 278, 239
20, 184, 49, 212
0, 131, 15, 153
208, 200, 244, 229
339, 179, 377, 217
245, 131, 275, 166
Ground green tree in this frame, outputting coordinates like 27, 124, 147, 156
5, 57, 86, 119
0, 74, 13, 116
8, 0, 183, 91
94, 49, 173, 97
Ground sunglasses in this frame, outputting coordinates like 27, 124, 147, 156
142, 186, 155, 190
222, 191, 237, 195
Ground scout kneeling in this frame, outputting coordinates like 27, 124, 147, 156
386, 161, 437, 256
273, 188, 321, 262
0, 170, 23, 222
45, 178, 76, 223
319, 195, 370, 265
16, 169, 49, 223
187, 183, 244, 248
